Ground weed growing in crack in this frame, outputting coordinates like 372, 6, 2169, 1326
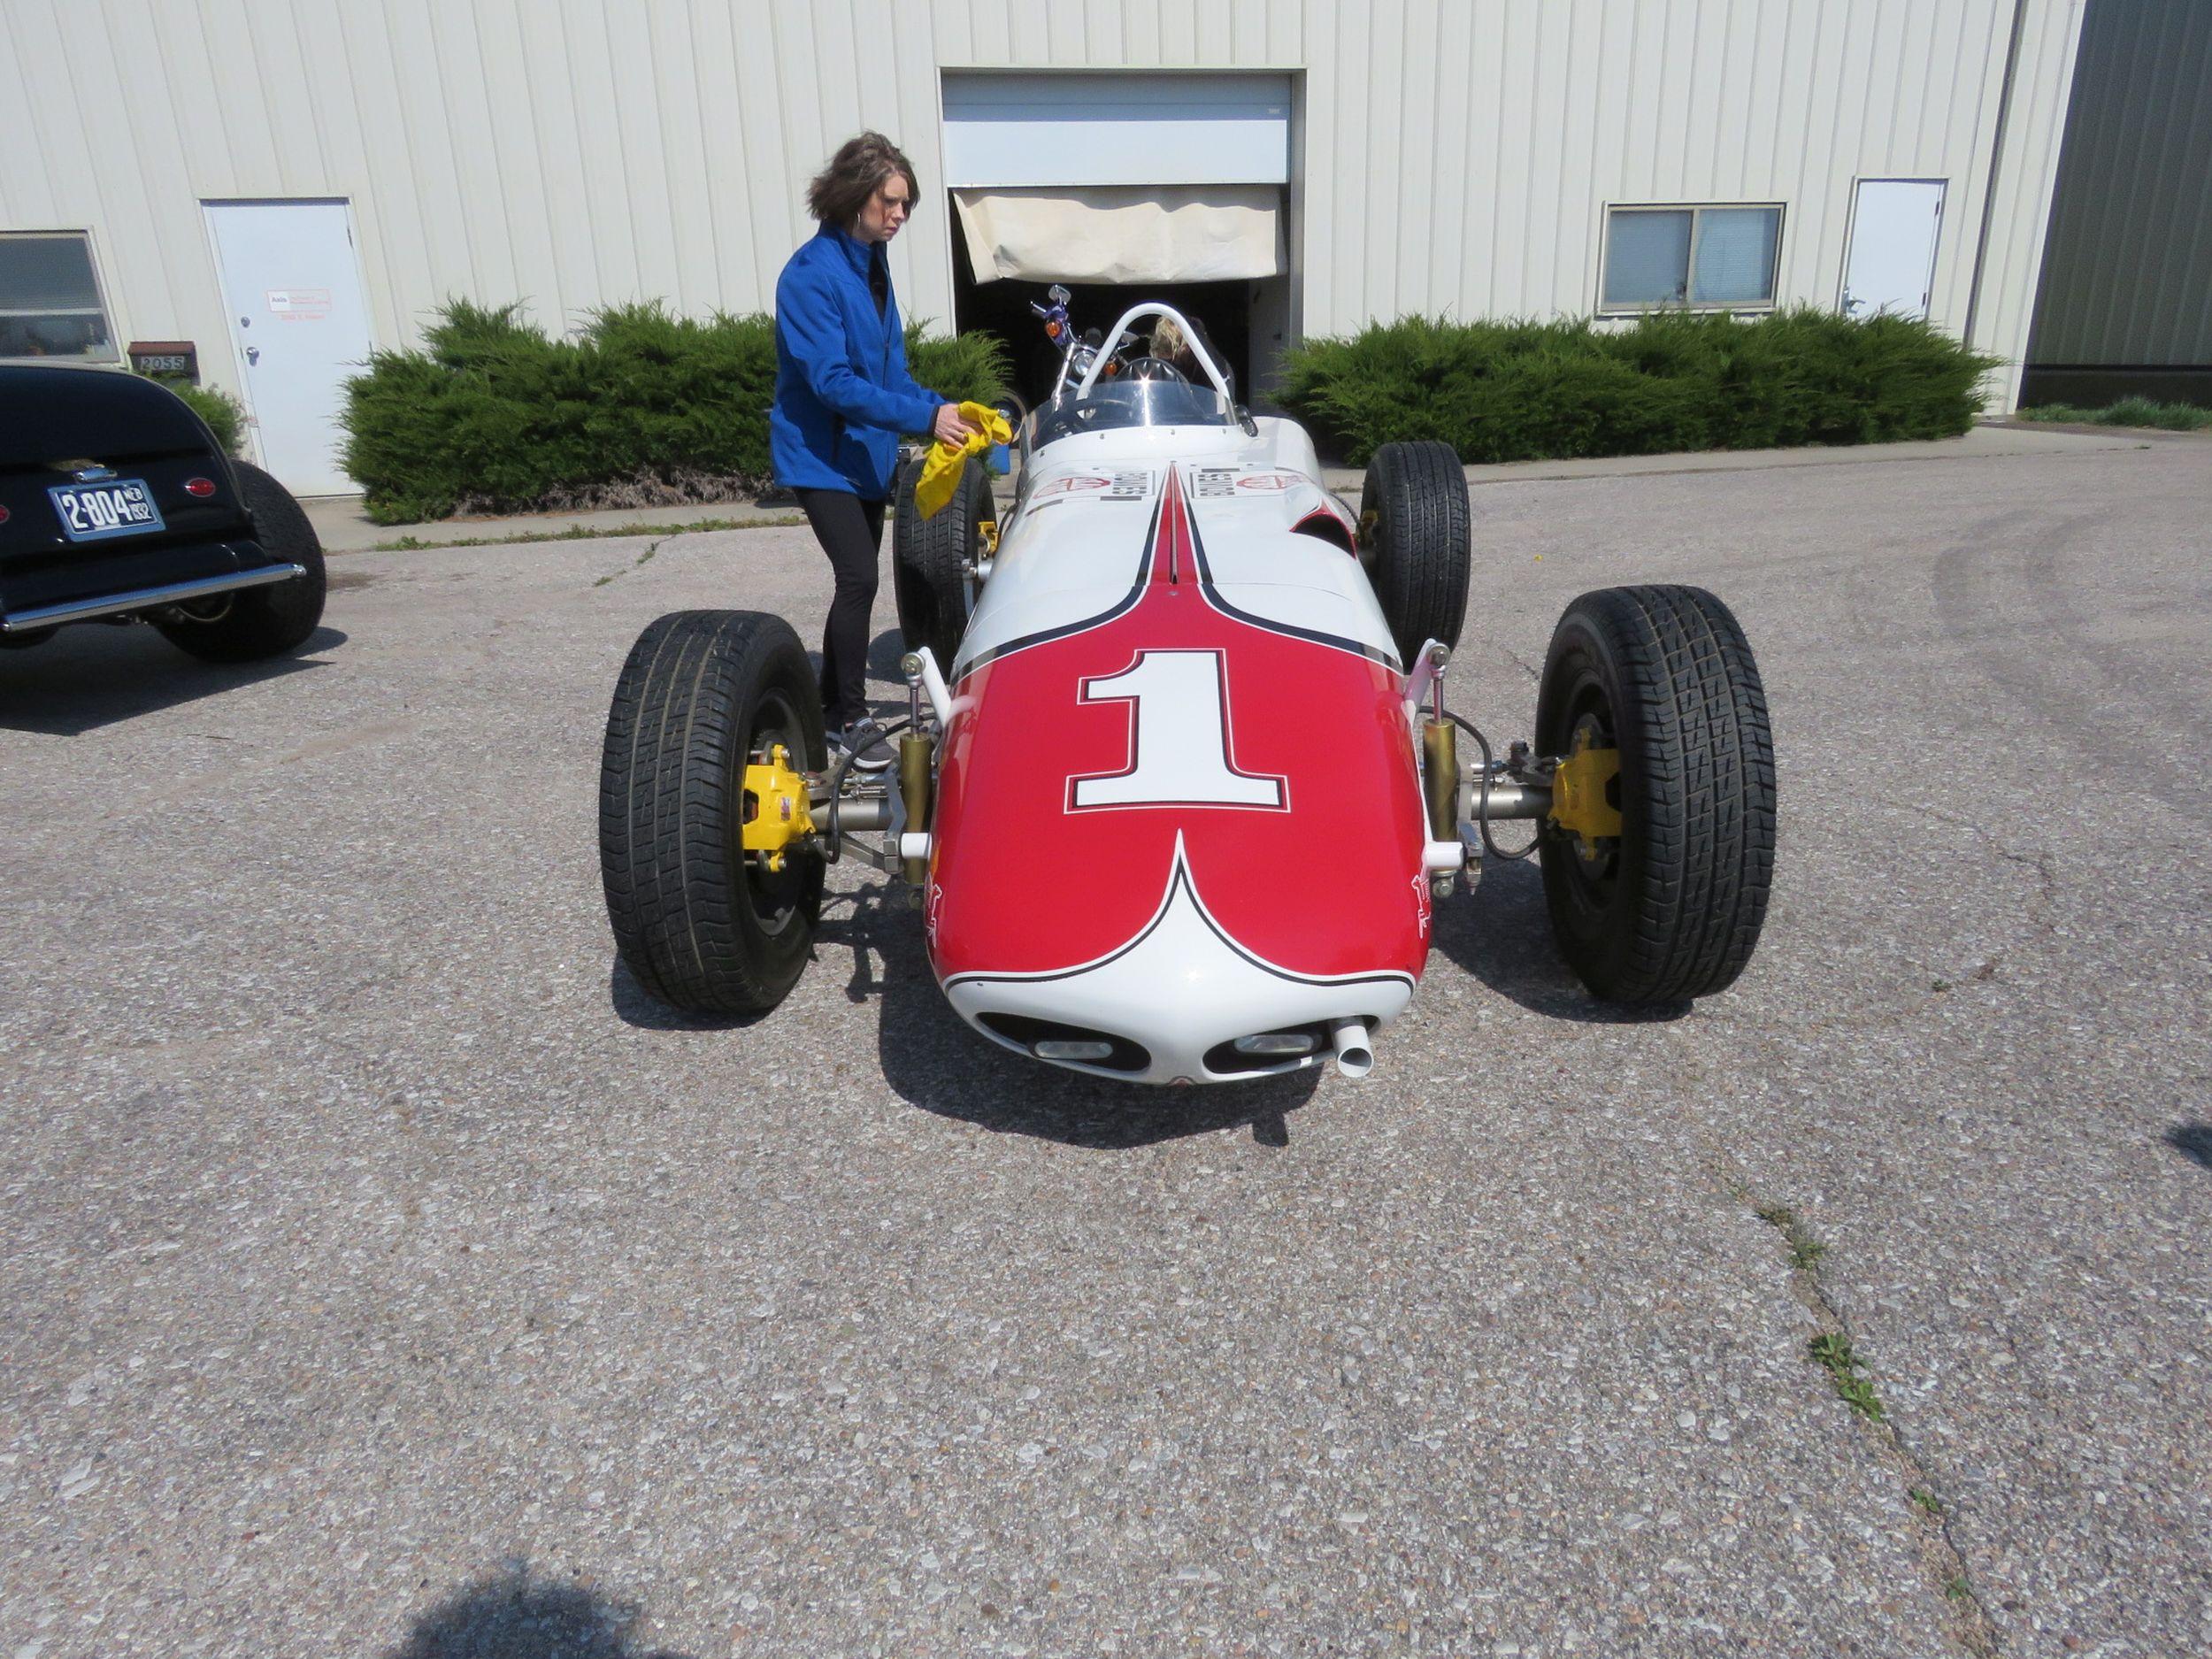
1732, 1179, 1990, 1652
372, 514, 807, 553
1809, 1332, 1887, 1422
590, 539, 665, 590
1755, 1202, 1828, 1271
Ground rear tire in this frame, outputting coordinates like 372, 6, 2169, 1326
1534, 585, 1775, 1003
1358, 440, 1471, 664
893, 453, 990, 668
599, 610, 826, 1016
157, 460, 326, 662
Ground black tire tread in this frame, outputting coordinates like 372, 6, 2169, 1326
1538, 584, 1775, 1002
599, 610, 824, 1015
157, 460, 326, 662
892, 455, 987, 666
1360, 440, 1472, 663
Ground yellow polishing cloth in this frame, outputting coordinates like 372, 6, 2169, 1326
916, 401, 1012, 520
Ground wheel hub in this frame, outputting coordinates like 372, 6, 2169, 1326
1549, 723, 1622, 857
741, 745, 816, 872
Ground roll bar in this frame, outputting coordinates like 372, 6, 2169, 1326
1071, 302, 1238, 406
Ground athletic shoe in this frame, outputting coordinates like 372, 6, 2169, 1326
828, 718, 896, 773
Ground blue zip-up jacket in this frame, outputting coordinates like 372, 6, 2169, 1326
770, 222, 942, 498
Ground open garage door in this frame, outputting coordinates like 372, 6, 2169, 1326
953, 185, 1283, 288
940, 72, 1295, 406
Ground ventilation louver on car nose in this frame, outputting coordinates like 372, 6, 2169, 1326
976, 1013, 1150, 1073
1202, 1025, 1330, 1075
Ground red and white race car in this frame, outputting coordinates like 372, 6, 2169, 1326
600, 300, 1774, 1084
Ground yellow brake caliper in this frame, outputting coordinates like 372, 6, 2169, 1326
740, 744, 815, 872
1549, 729, 1623, 859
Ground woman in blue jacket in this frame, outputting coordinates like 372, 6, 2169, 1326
772, 132, 973, 761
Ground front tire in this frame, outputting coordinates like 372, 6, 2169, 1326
893, 453, 990, 668
599, 610, 826, 1016
1358, 440, 1471, 664
1534, 585, 1775, 1003
157, 460, 326, 662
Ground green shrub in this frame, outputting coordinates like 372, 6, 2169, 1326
1279, 309, 1999, 465
905, 319, 1012, 411
145, 376, 244, 457
2016, 397, 2212, 432
342, 301, 1010, 524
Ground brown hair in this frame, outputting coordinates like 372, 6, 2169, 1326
806, 132, 920, 227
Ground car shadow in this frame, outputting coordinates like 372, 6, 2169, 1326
607, 956, 780, 1033
0, 623, 346, 736
813, 884, 1321, 1148
2166, 1120, 2212, 1171
1432, 854, 1692, 1025
384, 1563, 693, 1659
866, 626, 910, 680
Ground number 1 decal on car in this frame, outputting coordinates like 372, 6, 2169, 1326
1068, 649, 1289, 811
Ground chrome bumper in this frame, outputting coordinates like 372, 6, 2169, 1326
1, 564, 307, 632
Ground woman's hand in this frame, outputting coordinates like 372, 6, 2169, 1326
932, 404, 979, 448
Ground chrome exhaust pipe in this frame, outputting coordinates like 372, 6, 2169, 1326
1328, 1018, 1373, 1080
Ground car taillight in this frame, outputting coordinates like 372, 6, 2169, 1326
184, 477, 217, 497
0, 504, 10, 526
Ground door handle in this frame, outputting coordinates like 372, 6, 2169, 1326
245, 345, 260, 365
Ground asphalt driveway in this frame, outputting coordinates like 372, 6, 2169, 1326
3, 432, 2207, 1657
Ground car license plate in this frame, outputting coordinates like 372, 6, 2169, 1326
48, 478, 165, 543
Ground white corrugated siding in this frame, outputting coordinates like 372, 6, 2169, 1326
1, 0, 2084, 424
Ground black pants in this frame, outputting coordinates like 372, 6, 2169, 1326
795, 488, 887, 728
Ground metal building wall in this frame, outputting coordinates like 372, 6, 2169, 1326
2027, 0, 2212, 387
1, 0, 2082, 428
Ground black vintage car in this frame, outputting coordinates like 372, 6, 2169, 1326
0, 365, 326, 660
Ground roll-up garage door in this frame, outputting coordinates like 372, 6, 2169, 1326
954, 185, 1284, 286
941, 73, 1290, 285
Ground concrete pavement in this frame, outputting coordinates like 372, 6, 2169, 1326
4, 433, 2208, 1657
301, 421, 2179, 552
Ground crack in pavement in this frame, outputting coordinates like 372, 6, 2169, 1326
591, 538, 665, 589
1726, 1175, 2004, 1658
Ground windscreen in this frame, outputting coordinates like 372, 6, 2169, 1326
1032, 378, 1236, 446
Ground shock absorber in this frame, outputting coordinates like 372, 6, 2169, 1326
1419, 645, 1459, 843
898, 665, 933, 889
1418, 643, 1463, 899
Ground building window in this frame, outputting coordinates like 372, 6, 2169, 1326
0, 232, 119, 362
1601, 205, 1783, 312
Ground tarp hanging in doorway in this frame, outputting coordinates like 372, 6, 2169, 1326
953, 185, 1283, 286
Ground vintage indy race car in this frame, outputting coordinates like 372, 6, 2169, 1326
599, 297, 1774, 1084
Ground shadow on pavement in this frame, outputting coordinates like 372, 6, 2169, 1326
814, 885, 1320, 1148
608, 956, 777, 1033
2165, 1120, 2212, 1170
385, 1564, 691, 1659
866, 626, 910, 682
1431, 854, 1691, 1025
0, 623, 345, 736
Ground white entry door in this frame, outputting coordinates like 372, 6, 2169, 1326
203, 200, 374, 495
1841, 180, 1947, 322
